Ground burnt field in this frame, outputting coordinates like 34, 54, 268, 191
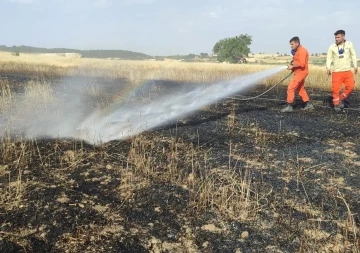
1, 73, 360, 253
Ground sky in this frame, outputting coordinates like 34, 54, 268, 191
0, 0, 359, 56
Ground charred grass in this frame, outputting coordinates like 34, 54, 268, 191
1, 64, 360, 252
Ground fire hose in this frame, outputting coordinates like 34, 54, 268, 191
232, 70, 294, 101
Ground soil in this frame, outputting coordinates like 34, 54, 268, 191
1, 74, 360, 252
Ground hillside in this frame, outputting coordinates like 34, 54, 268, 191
0, 45, 153, 60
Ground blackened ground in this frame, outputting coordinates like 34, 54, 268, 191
1, 78, 360, 252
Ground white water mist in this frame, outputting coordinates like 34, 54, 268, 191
0, 66, 286, 145
77, 66, 286, 144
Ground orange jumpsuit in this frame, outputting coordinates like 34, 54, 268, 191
331, 71, 354, 105
326, 40, 357, 106
287, 45, 310, 104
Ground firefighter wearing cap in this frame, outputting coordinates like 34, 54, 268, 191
326, 30, 358, 112
281, 36, 314, 112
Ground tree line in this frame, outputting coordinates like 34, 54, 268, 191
0, 45, 152, 60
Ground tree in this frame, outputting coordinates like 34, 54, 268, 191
200, 52, 208, 58
212, 34, 252, 63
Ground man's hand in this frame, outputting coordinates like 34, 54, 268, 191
354, 67, 358, 74
327, 69, 331, 75
287, 65, 293, 70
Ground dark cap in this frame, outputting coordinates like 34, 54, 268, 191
334, 30, 345, 35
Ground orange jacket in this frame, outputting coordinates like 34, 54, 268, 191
292, 45, 309, 73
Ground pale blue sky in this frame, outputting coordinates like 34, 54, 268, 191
1, 0, 359, 56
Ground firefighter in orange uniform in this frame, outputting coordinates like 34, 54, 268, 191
281, 36, 314, 112
326, 30, 357, 112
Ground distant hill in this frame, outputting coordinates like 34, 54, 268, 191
154, 53, 217, 62
0, 45, 153, 60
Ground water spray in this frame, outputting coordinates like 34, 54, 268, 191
0, 66, 288, 145
77, 66, 287, 144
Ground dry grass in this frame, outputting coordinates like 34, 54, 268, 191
2, 51, 359, 89
0, 51, 272, 83
124, 135, 262, 221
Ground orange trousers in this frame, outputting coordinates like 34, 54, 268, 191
287, 71, 310, 104
331, 71, 355, 105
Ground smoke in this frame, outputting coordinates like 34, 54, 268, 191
0, 76, 103, 140
0, 66, 286, 145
